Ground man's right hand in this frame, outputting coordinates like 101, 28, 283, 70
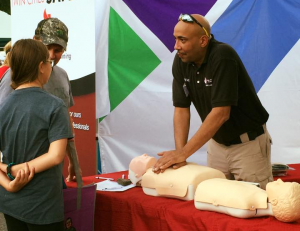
152, 149, 187, 174
172, 161, 187, 169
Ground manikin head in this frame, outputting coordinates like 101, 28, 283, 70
128, 154, 156, 185
266, 179, 300, 222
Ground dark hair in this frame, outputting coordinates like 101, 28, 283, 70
10, 39, 49, 89
4, 41, 11, 54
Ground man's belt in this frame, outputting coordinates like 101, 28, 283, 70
225, 126, 265, 146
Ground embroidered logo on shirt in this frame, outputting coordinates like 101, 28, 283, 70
204, 77, 212, 86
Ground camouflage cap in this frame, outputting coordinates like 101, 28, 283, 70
35, 18, 68, 50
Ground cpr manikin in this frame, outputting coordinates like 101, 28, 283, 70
194, 178, 300, 222
128, 154, 156, 185
128, 154, 226, 200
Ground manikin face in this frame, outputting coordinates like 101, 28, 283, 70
173, 21, 205, 65
266, 179, 292, 202
140, 153, 154, 162
266, 179, 300, 222
129, 154, 156, 178
47, 44, 64, 66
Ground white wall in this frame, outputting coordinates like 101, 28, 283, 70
0, 11, 11, 39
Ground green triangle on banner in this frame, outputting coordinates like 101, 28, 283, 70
108, 7, 161, 113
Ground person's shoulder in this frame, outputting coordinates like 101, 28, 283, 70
210, 38, 239, 59
0, 68, 11, 82
0, 68, 13, 103
53, 65, 68, 75
211, 39, 236, 53
49, 92, 66, 106
40, 89, 66, 108
0, 65, 9, 74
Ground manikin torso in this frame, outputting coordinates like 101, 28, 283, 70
141, 163, 226, 200
194, 178, 273, 218
128, 154, 225, 200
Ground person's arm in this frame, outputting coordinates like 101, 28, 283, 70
66, 142, 76, 182
0, 162, 34, 193
174, 107, 190, 150
172, 107, 190, 169
65, 111, 82, 182
0, 69, 14, 105
153, 106, 231, 173
5, 139, 68, 177
65, 140, 82, 182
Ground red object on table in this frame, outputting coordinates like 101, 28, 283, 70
66, 166, 300, 231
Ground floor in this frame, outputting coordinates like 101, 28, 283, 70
0, 213, 7, 231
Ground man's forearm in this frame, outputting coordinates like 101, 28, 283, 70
181, 106, 231, 159
174, 107, 190, 150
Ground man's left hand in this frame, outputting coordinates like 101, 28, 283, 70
152, 150, 186, 174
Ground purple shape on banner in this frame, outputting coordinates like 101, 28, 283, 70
123, 0, 217, 51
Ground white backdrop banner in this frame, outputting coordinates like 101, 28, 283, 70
96, 0, 300, 173
11, 0, 97, 176
11, 0, 95, 81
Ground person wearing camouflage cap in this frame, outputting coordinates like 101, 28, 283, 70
34, 18, 68, 67
0, 17, 81, 185
35, 17, 68, 51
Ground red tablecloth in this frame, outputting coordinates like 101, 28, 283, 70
67, 165, 300, 231
273, 163, 300, 183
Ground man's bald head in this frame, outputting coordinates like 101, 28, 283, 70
174, 14, 211, 66
191, 14, 211, 37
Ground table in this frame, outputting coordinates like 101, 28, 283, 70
273, 163, 300, 183
67, 164, 300, 231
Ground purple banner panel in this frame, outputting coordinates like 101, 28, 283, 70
123, 0, 217, 51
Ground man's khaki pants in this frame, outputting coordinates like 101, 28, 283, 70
207, 126, 273, 189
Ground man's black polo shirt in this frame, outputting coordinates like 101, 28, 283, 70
172, 35, 269, 145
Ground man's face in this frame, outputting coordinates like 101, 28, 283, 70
173, 21, 204, 64
47, 44, 64, 66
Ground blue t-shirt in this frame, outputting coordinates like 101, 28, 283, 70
0, 87, 73, 224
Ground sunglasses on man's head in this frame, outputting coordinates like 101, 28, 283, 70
178, 14, 209, 37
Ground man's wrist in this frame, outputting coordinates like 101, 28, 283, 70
180, 148, 190, 160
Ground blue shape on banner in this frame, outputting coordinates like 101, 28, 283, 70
212, 0, 300, 92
